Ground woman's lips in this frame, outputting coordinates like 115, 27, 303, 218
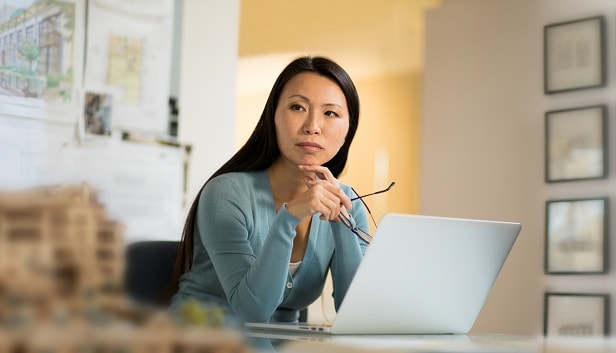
297, 142, 323, 152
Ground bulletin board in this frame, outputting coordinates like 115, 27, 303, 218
0, 0, 184, 243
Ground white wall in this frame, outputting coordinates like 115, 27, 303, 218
178, 0, 240, 207
169, 0, 183, 98
423, 0, 616, 335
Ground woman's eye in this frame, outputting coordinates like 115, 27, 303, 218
324, 111, 339, 118
291, 104, 305, 112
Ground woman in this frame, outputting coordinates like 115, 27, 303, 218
169, 56, 369, 323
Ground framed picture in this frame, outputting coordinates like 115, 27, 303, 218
544, 16, 606, 94
545, 105, 607, 182
544, 292, 609, 336
83, 90, 114, 137
545, 197, 608, 274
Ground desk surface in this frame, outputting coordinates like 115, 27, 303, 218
244, 329, 616, 353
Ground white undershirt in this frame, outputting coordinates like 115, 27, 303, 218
289, 261, 302, 276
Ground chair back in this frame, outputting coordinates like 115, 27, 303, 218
124, 240, 179, 307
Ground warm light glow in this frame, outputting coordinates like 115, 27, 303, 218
236, 0, 441, 224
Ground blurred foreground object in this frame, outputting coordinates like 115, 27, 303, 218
0, 313, 249, 353
0, 184, 250, 353
0, 183, 125, 323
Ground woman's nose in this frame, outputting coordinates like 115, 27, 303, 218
303, 113, 321, 134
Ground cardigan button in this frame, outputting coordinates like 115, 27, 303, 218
286, 282, 293, 289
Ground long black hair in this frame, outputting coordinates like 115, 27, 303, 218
166, 56, 360, 297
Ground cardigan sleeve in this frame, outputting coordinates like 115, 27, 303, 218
196, 176, 300, 322
329, 192, 370, 310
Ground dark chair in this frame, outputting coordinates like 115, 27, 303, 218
124, 240, 179, 307
124, 240, 309, 320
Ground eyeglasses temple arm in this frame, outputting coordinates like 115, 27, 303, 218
350, 181, 395, 201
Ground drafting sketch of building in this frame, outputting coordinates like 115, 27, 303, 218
0, 0, 74, 100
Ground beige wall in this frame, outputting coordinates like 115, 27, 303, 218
344, 72, 422, 222
423, 0, 616, 335
423, 0, 545, 335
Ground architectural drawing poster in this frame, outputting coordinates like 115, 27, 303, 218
0, 0, 84, 121
84, 0, 173, 134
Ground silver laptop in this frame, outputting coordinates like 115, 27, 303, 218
246, 213, 521, 335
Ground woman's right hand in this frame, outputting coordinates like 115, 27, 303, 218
285, 165, 352, 221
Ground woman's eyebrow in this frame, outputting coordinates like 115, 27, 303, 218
288, 94, 309, 101
288, 94, 343, 109
323, 102, 344, 109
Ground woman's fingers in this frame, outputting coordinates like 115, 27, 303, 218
318, 192, 342, 221
300, 165, 352, 210
299, 165, 334, 182
286, 185, 340, 221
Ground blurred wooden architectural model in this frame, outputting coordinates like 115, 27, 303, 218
0, 184, 250, 353
0, 183, 125, 321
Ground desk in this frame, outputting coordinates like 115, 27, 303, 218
244, 329, 616, 353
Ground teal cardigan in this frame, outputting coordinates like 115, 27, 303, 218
171, 170, 369, 322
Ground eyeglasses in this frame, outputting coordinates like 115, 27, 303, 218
338, 182, 395, 244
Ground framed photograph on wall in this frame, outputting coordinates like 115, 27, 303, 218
83, 90, 114, 137
545, 197, 608, 274
544, 292, 609, 336
545, 105, 607, 182
544, 16, 606, 94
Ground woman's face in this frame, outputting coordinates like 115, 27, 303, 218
274, 72, 349, 169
